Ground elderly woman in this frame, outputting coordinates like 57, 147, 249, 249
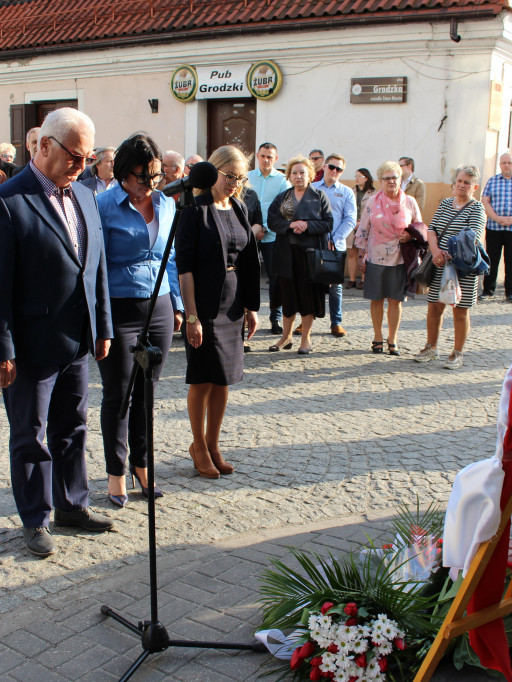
414, 164, 486, 369
80, 146, 117, 194
346, 168, 376, 290
355, 161, 422, 355
267, 155, 332, 355
175, 145, 260, 479
97, 133, 182, 506
0, 142, 16, 164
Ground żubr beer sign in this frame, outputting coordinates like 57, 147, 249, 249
170, 65, 198, 102
247, 60, 283, 100
351, 77, 407, 104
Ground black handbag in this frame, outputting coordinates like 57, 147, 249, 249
306, 235, 346, 285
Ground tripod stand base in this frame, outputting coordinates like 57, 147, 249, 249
101, 604, 266, 681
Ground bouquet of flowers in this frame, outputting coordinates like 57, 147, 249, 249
257, 501, 449, 681
290, 601, 407, 681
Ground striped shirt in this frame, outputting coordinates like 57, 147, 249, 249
30, 160, 86, 262
482, 173, 512, 231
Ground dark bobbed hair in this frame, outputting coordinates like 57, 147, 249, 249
114, 132, 162, 185
356, 167, 375, 193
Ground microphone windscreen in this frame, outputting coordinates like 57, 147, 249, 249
188, 161, 218, 190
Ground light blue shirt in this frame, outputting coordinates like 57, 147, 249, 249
312, 179, 357, 251
247, 167, 290, 242
97, 184, 183, 310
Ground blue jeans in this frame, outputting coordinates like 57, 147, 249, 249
259, 241, 282, 323
329, 284, 343, 326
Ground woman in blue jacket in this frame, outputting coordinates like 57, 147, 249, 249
97, 133, 182, 507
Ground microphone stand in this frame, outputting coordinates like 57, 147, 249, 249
100, 187, 265, 681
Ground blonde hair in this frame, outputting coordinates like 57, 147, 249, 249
199, 145, 249, 199
377, 161, 402, 181
285, 155, 315, 183
0, 142, 16, 160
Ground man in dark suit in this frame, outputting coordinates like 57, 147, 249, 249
0, 108, 114, 558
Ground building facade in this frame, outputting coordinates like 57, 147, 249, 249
1, 0, 511, 220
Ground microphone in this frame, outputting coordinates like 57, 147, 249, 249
161, 161, 218, 196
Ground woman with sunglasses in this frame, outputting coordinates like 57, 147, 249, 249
96, 132, 183, 506
355, 161, 422, 356
175, 145, 260, 479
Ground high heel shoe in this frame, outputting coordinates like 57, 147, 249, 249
189, 444, 220, 479
387, 341, 400, 356
109, 493, 128, 508
268, 341, 293, 352
208, 449, 234, 475
129, 466, 164, 499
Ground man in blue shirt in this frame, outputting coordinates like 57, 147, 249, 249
313, 154, 357, 337
247, 143, 289, 334
480, 152, 512, 301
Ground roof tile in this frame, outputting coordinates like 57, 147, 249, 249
0, 0, 507, 53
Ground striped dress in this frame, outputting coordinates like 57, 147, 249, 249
428, 198, 486, 308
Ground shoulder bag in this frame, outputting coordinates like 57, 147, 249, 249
411, 200, 474, 286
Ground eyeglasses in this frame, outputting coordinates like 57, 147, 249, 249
185, 163, 195, 170
49, 136, 95, 165
327, 164, 343, 173
399, 163, 408, 168
218, 170, 248, 185
129, 170, 166, 185
382, 176, 399, 181
310, 156, 323, 162
1, 153, 14, 161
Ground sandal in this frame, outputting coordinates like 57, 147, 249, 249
269, 341, 293, 352
371, 341, 383, 354
387, 342, 400, 356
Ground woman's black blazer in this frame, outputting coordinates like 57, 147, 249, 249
175, 190, 260, 319
267, 184, 333, 279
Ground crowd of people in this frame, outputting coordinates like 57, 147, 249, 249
0, 108, 508, 559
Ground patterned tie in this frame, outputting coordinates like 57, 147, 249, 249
56, 187, 85, 263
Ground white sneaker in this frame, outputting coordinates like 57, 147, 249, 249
443, 350, 463, 370
413, 344, 439, 363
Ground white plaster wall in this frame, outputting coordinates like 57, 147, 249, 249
0, 15, 510, 181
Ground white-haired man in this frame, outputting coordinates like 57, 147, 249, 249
162, 149, 185, 184
183, 154, 203, 176
0, 107, 114, 558
12, 127, 41, 177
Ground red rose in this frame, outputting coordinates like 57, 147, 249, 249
290, 647, 303, 669
345, 617, 358, 626
394, 637, 406, 650
300, 640, 316, 658
327, 643, 339, 654
348, 677, 358, 682
322, 673, 335, 679
382, 543, 393, 550
310, 657, 323, 667
354, 652, 367, 668
310, 666, 323, 681
378, 657, 388, 672
343, 602, 358, 616
320, 601, 334, 615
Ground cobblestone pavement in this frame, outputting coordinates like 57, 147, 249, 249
0, 285, 511, 680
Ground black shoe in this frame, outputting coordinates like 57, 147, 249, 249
271, 322, 283, 335
54, 507, 115, 532
22, 526, 57, 557
478, 291, 494, 300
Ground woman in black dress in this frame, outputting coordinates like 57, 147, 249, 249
175, 145, 260, 478
267, 155, 332, 355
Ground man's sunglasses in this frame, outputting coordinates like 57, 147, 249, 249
49, 136, 95, 165
327, 164, 343, 173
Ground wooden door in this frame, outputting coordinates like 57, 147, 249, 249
207, 99, 256, 157
36, 99, 78, 125
10, 104, 37, 165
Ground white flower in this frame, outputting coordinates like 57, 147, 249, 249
375, 641, 392, 656
320, 652, 338, 673
319, 615, 333, 629
336, 624, 358, 642
351, 637, 369, 653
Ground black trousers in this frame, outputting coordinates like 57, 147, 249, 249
259, 241, 282, 323
483, 228, 512, 296
98, 296, 173, 476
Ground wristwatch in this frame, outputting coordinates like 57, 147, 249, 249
186, 314, 198, 324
